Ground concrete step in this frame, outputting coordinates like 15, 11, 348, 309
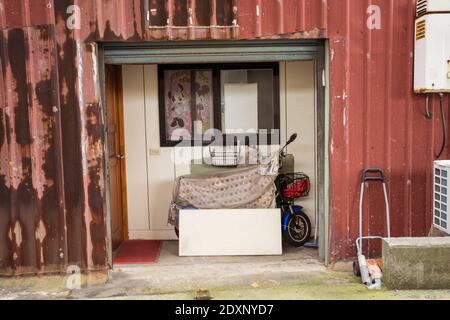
382, 237, 450, 290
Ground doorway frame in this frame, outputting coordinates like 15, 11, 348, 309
97, 40, 329, 268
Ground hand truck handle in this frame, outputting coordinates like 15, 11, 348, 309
361, 168, 385, 183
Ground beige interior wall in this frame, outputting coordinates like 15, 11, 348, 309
280, 61, 317, 229
121, 62, 317, 240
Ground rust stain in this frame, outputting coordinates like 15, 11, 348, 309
54, 0, 88, 270
31, 24, 66, 271
85, 102, 107, 267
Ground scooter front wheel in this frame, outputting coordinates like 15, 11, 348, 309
283, 211, 311, 247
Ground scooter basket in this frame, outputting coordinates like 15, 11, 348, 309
277, 172, 311, 200
209, 145, 240, 167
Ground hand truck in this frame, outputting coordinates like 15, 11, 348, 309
353, 168, 391, 288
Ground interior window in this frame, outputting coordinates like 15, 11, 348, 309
158, 63, 279, 147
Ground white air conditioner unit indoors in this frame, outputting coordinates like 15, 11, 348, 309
414, 0, 450, 93
434, 161, 450, 234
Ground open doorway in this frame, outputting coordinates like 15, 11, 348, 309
100, 41, 327, 268
104, 62, 322, 266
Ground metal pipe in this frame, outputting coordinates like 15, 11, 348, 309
425, 94, 432, 119
382, 182, 391, 238
358, 182, 364, 254
436, 93, 446, 159
358, 254, 371, 285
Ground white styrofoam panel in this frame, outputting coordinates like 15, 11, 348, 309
179, 209, 282, 256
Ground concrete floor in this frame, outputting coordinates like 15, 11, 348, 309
70, 241, 324, 299
123, 241, 323, 286
1, 241, 450, 300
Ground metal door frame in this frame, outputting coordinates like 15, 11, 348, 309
97, 39, 329, 267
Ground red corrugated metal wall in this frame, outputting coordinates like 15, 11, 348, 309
0, 0, 449, 275
326, 0, 450, 261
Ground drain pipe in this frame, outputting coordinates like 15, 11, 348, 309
436, 93, 447, 159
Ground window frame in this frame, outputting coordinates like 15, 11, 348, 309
158, 62, 280, 147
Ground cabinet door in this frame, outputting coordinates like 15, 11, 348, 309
122, 65, 150, 233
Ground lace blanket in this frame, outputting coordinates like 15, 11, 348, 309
168, 165, 276, 226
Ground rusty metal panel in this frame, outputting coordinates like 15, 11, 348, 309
94, 0, 145, 41
327, 0, 450, 261
145, 0, 239, 40
0, 24, 67, 276
0, 0, 54, 29
237, 0, 327, 39
1, 0, 450, 274
53, 0, 108, 271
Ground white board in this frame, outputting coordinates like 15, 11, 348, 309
179, 209, 282, 256
224, 83, 258, 133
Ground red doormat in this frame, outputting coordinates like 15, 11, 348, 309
113, 240, 162, 265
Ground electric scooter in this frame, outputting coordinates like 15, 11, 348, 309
275, 133, 312, 247
174, 133, 312, 245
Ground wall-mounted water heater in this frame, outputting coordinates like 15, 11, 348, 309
414, 0, 450, 93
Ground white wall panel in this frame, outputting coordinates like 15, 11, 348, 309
282, 61, 317, 228
144, 65, 177, 239
122, 65, 150, 232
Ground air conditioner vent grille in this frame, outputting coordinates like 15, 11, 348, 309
434, 162, 450, 234
417, 0, 428, 17
416, 20, 426, 41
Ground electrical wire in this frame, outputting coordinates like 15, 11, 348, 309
436, 93, 446, 159
425, 94, 432, 119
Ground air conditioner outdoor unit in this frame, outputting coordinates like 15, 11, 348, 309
434, 161, 450, 234
414, 1, 450, 93
416, 0, 450, 18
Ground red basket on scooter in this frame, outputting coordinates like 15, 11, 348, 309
279, 173, 311, 200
